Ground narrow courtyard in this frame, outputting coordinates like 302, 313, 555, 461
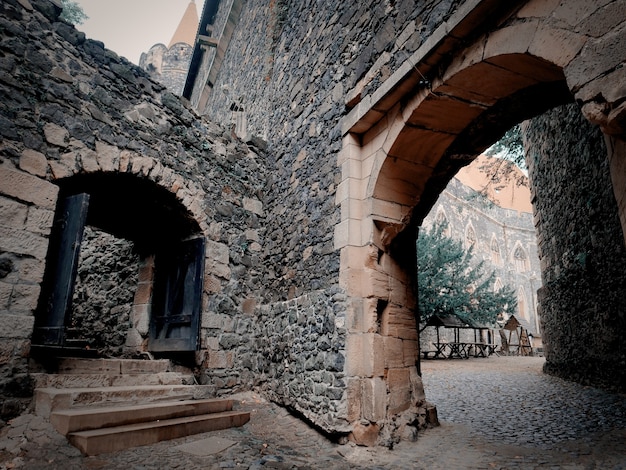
2, 356, 625, 469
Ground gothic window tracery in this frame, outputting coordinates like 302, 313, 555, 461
513, 244, 529, 272
491, 237, 501, 265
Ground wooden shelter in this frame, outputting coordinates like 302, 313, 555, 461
501, 315, 534, 356
421, 312, 474, 345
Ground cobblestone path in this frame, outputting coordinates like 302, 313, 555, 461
1, 356, 625, 469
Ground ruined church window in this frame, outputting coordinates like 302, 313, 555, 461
517, 286, 528, 321
513, 244, 529, 272
435, 208, 451, 237
491, 237, 501, 265
465, 224, 476, 250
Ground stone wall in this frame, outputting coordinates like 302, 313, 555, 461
139, 42, 193, 96
0, 0, 269, 419
71, 227, 138, 356
524, 104, 626, 392
202, 0, 463, 301
203, 287, 351, 434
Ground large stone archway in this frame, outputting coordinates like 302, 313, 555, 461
338, 0, 626, 445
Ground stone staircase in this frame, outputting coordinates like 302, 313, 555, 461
32, 358, 250, 455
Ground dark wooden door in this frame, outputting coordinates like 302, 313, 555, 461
149, 237, 205, 352
33, 193, 89, 346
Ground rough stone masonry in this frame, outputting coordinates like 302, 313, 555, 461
2, 0, 626, 448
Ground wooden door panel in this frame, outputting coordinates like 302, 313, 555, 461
149, 237, 205, 352
33, 193, 89, 345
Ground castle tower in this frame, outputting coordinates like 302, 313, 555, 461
139, 1, 199, 95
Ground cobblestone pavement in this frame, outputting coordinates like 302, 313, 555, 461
1, 356, 626, 469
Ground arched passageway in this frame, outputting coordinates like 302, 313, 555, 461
338, 0, 626, 444
33, 172, 206, 359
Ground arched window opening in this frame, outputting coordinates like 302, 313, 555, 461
435, 208, 451, 237
518, 286, 528, 321
465, 224, 476, 250
491, 237, 501, 265
513, 244, 529, 272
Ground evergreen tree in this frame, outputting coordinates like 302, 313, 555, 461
60, 0, 88, 25
417, 223, 516, 327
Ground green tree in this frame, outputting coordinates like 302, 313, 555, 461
60, 0, 88, 25
417, 223, 516, 327
486, 124, 524, 166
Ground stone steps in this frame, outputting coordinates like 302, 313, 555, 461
31, 371, 193, 389
33, 357, 248, 455
50, 398, 234, 434
56, 357, 172, 374
35, 384, 215, 417
67, 410, 250, 456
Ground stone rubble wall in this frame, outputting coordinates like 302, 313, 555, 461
71, 227, 138, 357
0, 0, 269, 420
201, 287, 350, 434
524, 104, 626, 392
202, 0, 463, 302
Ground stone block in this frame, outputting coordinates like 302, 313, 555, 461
79, 148, 100, 173
25, 206, 54, 235
243, 197, 264, 216
349, 421, 379, 447
137, 257, 155, 283
409, 366, 426, 403
346, 378, 362, 422
361, 377, 386, 422
204, 274, 222, 293
0, 281, 11, 310
9, 283, 40, 313
132, 304, 150, 335
0, 225, 49, 260
527, 24, 587, 70
565, 25, 625, 92
241, 298, 256, 315
345, 333, 384, 378
130, 155, 155, 176
95, 141, 120, 172
17, 259, 45, 283
43, 122, 68, 147
0, 314, 34, 339
19, 149, 48, 177
402, 340, 419, 367
0, 196, 28, 227
207, 350, 232, 369
339, 245, 378, 272
383, 336, 404, 369
386, 368, 411, 415
206, 240, 230, 265
205, 259, 231, 280
0, 167, 58, 209
124, 328, 144, 349
133, 282, 152, 305
576, 1, 626, 38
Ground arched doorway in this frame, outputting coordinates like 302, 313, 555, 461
338, 2, 626, 444
32, 172, 205, 357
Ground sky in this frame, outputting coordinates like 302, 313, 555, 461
73, 0, 205, 65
